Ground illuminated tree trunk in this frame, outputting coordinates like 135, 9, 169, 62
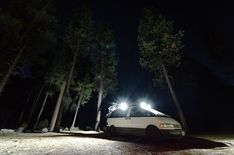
49, 81, 66, 131
95, 80, 103, 131
33, 92, 49, 130
161, 62, 188, 131
70, 96, 82, 129
0, 45, 26, 96
33, 78, 53, 130
26, 85, 44, 129
54, 48, 79, 131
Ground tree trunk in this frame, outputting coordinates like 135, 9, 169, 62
71, 79, 86, 129
26, 85, 44, 129
33, 91, 49, 130
95, 81, 103, 131
54, 49, 79, 131
49, 80, 66, 132
70, 96, 82, 129
0, 45, 26, 96
33, 78, 53, 130
161, 62, 188, 131
66, 48, 79, 97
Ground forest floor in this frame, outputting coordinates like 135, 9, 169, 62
0, 131, 233, 155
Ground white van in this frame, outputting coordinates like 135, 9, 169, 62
106, 104, 185, 138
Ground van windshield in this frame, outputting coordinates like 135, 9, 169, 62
155, 113, 170, 117
129, 107, 170, 118
109, 109, 127, 118
130, 108, 155, 117
147, 108, 170, 117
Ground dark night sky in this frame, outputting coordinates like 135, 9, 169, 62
56, 0, 234, 87
87, 1, 234, 96
84, 0, 234, 87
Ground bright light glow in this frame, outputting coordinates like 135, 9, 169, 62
140, 101, 151, 109
147, 104, 151, 109
119, 102, 128, 111
148, 108, 166, 116
140, 101, 146, 108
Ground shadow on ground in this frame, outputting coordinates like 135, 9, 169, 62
37, 131, 228, 152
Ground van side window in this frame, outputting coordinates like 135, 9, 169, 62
110, 109, 127, 118
130, 107, 155, 117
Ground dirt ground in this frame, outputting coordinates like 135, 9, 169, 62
0, 131, 233, 155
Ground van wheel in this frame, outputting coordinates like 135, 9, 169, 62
104, 127, 111, 137
145, 125, 161, 139
110, 126, 116, 136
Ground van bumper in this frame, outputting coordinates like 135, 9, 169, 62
160, 129, 186, 137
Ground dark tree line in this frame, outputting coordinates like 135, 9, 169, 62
0, 0, 118, 131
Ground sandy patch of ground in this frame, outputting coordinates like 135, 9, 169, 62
0, 132, 233, 155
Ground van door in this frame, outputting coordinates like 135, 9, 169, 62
128, 107, 155, 129
108, 109, 128, 128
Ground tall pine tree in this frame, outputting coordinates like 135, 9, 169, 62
138, 8, 187, 130
91, 23, 118, 131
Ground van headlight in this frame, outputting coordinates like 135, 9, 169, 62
159, 123, 175, 129
119, 102, 128, 111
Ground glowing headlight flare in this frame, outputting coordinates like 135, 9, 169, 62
147, 104, 151, 109
140, 101, 146, 108
119, 102, 128, 111
140, 101, 151, 109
